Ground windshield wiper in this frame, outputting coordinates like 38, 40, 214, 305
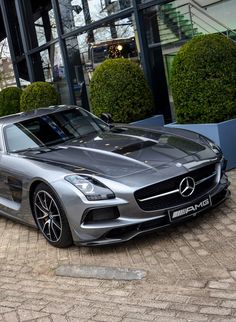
12, 146, 50, 154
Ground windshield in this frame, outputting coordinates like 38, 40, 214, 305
5, 108, 109, 153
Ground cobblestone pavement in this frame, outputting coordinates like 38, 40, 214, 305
0, 171, 236, 321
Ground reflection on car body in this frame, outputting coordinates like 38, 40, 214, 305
0, 105, 230, 247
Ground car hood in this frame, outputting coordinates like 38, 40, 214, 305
22, 126, 218, 179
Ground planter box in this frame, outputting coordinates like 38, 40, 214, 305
165, 119, 236, 170
131, 115, 164, 128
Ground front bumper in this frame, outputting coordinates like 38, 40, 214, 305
73, 175, 230, 246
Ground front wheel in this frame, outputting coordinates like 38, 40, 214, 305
33, 183, 73, 248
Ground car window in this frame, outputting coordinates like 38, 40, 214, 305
5, 124, 41, 152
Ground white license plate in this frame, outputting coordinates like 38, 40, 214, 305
169, 196, 211, 221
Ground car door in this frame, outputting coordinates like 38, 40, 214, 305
0, 152, 23, 210
0, 124, 24, 215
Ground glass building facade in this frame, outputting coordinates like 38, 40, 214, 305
0, 0, 235, 122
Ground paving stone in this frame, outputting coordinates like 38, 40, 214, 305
136, 300, 169, 310
0, 301, 21, 309
210, 291, 236, 300
176, 311, 209, 321
50, 314, 68, 322
42, 302, 74, 315
181, 280, 207, 288
188, 297, 220, 306
230, 271, 236, 280
157, 294, 189, 304
0, 307, 14, 314
67, 306, 97, 319
221, 300, 236, 309
213, 318, 236, 322
3, 311, 19, 322
124, 312, 158, 321
36, 317, 52, 322
208, 281, 231, 289
168, 303, 198, 313
199, 306, 231, 315
92, 314, 122, 322
17, 309, 49, 321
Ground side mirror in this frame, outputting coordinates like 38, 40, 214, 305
100, 113, 113, 124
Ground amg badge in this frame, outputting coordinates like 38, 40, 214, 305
169, 197, 211, 221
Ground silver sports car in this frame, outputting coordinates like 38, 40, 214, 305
0, 105, 229, 247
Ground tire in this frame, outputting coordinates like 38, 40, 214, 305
33, 183, 73, 248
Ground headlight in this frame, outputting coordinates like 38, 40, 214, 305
65, 175, 115, 201
208, 140, 222, 154
200, 136, 222, 154
200, 136, 227, 171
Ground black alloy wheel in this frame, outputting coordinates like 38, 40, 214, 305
33, 183, 73, 248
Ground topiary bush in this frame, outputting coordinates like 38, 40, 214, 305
171, 34, 236, 124
0, 87, 22, 116
20, 81, 59, 112
90, 58, 153, 123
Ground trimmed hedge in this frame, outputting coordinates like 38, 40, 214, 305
171, 34, 236, 124
20, 82, 59, 112
90, 58, 153, 123
0, 87, 22, 116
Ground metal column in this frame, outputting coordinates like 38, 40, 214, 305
0, 0, 21, 87
14, 0, 35, 82
133, 0, 172, 123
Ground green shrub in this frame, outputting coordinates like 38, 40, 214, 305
90, 58, 153, 123
171, 34, 236, 124
0, 87, 22, 116
20, 82, 59, 112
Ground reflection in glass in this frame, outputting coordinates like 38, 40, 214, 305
35, 17, 47, 46
34, 2, 58, 47
19, 78, 31, 87
58, 0, 133, 34
49, 9, 58, 39
59, 1, 72, 34
65, 36, 88, 107
40, 44, 70, 105
40, 50, 53, 82
77, 16, 137, 78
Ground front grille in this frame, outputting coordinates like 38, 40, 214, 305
135, 163, 218, 211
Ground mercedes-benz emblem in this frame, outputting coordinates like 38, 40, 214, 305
179, 177, 195, 197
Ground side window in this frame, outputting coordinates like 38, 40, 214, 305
4, 125, 39, 152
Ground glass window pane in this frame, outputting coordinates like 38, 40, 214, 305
59, 0, 133, 34
32, 1, 58, 47
65, 36, 87, 107
49, 9, 58, 39
78, 16, 137, 69
0, 39, 15, 89
40, 44, 70, 105
5, 124, 40, 152
35, 17, 47, 46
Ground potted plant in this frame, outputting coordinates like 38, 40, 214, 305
90, 58, 164, 126
165, 34, 236, 169
0, 87, 22, 116
20, 82, 60, 111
